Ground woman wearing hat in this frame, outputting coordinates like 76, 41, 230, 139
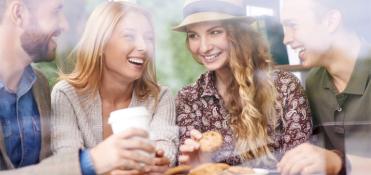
175, 0, 312, 169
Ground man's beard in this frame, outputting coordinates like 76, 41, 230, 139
20, 25, 57, 62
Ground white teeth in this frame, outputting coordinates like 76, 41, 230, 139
295, 48, 305, 53
204, 53, 220, 61
128, 57, 144, 64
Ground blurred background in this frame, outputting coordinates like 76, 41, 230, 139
34, 0, 203, 93
32, 0, 307, 93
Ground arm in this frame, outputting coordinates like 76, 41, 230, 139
279, 71, 312, 151
278, 143, 342, 175
277, 72, 340, 175
0, 150, 81, 175
51, 83, 157, 174
175, 89, 204, 166
149, 87, 179, 166
50, 83, 92, 175
0, 81, 83, 175
50, 84, 84, 154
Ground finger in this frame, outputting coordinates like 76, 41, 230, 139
184, 139, 200, 150
178, 155, 190, 164
147, 172, 164, 175
155, 149, 164, 157
179, 144, 197, 153
190, 129, 202, 140
278, 146, 303, 169
302, 163, 326, 175
286, 157, 314, 175
117, 128, 149, 139
117, 160, 150, 173
120, 137, 155, 153
279, 152, 306, 175
148, 165, 169, 173
110, 169, 141, 175
154, 156, 170, 166
120, 150, 154, 165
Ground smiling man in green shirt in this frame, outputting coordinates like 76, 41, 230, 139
278, 0, 371, 174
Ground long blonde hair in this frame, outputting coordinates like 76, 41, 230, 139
60, 1, 160, 102
224, 20, 278, 162
187, 20, 278, 162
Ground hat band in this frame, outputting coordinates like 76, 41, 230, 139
183, 0, 246, 18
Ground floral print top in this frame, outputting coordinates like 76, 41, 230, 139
176, 70, 312, 168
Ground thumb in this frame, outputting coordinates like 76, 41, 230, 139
155, 149, 164, 157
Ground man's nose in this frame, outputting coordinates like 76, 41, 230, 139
283, 30, 294, 46
60, 15, 69, 32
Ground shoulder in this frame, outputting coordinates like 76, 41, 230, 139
31, 67, 50, 91
176, 72, 208, 103
176, 84, 197, 102
158, 86, 175, 101
32, 68, 48, 84
159, 86, 171, 96
52, 80, 77, 95
51, 80, 84, 105
272, 70, 303, 92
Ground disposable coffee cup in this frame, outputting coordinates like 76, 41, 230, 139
108, 106, 150, 134
108, 106, 155, 160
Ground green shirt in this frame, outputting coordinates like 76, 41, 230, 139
306, 46, 371, 157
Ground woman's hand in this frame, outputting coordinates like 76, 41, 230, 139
178, 129, 204, 166
146, 149, 170, 175
108, 149, 170, 175
89, 128, 156, 174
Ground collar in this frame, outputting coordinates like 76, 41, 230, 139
322, 45, 371, 95
0, 65, 36, 96
17, 65, 37, 97
200, 71, 222, 99
0, 80, 4, 90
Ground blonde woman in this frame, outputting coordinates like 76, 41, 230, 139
175, 0, 312, 169
51, 1, 178, 175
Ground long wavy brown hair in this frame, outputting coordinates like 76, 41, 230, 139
187, 20, 278, 163
60, 1, 160, 103
224, 20, 278, 162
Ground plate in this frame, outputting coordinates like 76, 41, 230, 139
252, 168, 270, 175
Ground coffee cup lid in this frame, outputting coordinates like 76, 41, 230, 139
108, 106, 150, 124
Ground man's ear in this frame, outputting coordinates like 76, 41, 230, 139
8, 0, 28, 27
324, 9, 342, 33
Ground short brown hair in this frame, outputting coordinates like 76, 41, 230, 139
0, 0, 36, 23
314, 0, 371, 38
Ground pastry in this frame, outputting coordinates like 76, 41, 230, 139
199, 131, 223, 152
164, 165, 192, 175
189, 163, 230, 175
223, 166, 255, 175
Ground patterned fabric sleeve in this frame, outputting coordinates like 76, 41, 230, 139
276, 71, 312, 152
175, 87, 202, 156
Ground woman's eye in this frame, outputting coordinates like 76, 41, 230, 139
123, 34, 135, 40
210, 30, 223, 35
145, 36, 154, 41
187, 33, 198, 39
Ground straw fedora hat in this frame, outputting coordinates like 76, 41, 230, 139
173, 0, 255, 32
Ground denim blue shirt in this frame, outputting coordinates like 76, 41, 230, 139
0, 66, 41, 168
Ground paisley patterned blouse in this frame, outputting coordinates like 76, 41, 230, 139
176, 70, 312, 168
